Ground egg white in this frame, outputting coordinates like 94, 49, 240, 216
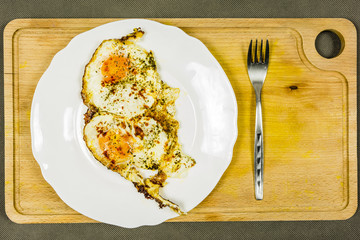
81, 29, 196, 215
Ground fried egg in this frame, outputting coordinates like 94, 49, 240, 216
82, 28, 162, 118
84, 113, 169, 170
82, 28, 195, 215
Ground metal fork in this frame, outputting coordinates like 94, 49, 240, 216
247, 39, 269, 200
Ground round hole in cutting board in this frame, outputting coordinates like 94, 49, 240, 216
315, 30, 344, 58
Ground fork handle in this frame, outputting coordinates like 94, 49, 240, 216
254, 93, 264, 200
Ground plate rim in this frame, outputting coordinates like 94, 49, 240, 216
30, 18, 238, 228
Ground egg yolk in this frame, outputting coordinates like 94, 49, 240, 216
101, 55, 130, 86
98, 130, 135, 162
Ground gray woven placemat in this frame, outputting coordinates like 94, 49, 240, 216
1, 0, 359, 239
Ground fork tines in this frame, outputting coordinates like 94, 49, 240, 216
248, 39, 269, 64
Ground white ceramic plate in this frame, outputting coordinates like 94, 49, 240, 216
31, 19, 238, 228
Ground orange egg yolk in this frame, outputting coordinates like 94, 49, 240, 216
101, 55, 130, 86
98, 130, 135, 162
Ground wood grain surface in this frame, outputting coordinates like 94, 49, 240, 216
4, 18, 357, 223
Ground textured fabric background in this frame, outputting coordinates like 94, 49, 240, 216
1, 0, 359, 239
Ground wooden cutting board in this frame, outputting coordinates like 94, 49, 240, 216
4, 18, 357, 223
